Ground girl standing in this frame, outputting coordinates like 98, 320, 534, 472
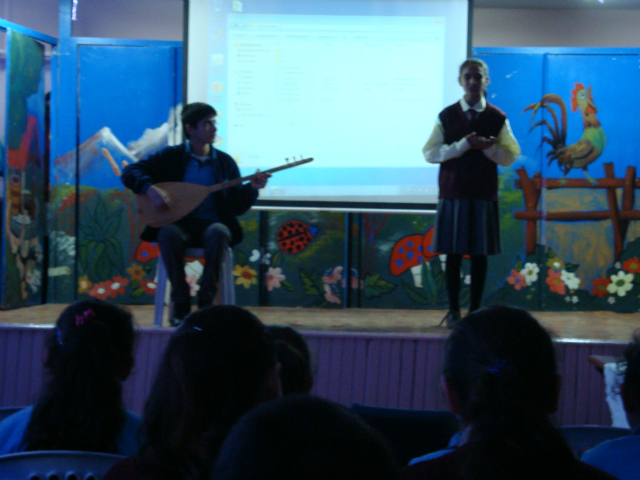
423, 58, 520, 327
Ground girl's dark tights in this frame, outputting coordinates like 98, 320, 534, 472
445, 254, 488, 312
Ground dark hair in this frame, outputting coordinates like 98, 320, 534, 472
444, 306, 576, 480
181, 102, 216, 139
622, 331, 640, 410
459, 58, 489, 78
212, 395, 398, 480
25, 299, 135, 452
136, 305, 277, 480
266, 325, 314, 394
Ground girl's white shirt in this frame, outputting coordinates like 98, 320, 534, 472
423, 97, 521, 167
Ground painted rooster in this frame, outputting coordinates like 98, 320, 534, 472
523, 83, 606, 183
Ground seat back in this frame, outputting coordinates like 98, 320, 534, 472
350, 404, 459, 466
559, 425, 631, 458
0, 450, 124, 480
0, 407, 23, 423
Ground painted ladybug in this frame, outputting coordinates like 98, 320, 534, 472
277, 220, 318, 254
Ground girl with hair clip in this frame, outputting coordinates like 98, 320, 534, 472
0, 299, 140, 455
103, 305, 281, 480
424, 58, 521, 328
401, 306, 616, 480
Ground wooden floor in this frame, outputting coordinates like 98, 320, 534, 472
0, 304, 638, 342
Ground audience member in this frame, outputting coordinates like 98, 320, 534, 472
400, 305, 617, 480
266, 325, 314, 394
0, 299, 139, 455
581, 332, 640, 479
103, 305, 280, 480
212, 395, 398, 480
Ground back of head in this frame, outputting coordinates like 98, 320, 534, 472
266, 325, 314, 394
139, 305, 277, 480
213, 395, 398, 480
26, 299, 135, 452
182, 102, 216, 138
444, 305, 575, 480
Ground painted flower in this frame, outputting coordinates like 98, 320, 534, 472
126, 263, 145, 281
561, 270, 580, 291
109, 276, 129, 297
78, 275, 93, 294
546, 269, 566, 295
606, 271, 634, 297
234, 265, 257, 289
186, 274, 200, 297
615, 262, 622, 269
622, 257, 640, 274
89, 281, 112, 300
324, 283, 341, 304
520, 262, 540, 286
142, 280, 157, 295
563, 295, 578, 304
507, 269, 526, 291
51, 231, 76, 257
591, 276, 611, 298
342, 268, 364, 290
546, 257, 564, 271
26, 268, 41, 293
322, 266, 343, 285
266, 267, 285, 291
608, 296, 616, 305
249, 249, 272, 265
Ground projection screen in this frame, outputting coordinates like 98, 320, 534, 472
186, 0, 470, 209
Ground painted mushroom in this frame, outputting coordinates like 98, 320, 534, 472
389, 227, 438, 287
135, 241, 160, 264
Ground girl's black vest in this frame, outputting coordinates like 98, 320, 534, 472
438, 101, 506, 201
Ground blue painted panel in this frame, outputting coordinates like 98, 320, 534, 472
539, 53, 640, 312
475, 47, 640, 56
78, 45, 178, 189
476, 53, 544, 309
542, 54, 640, 181
75, 39, 182, 47
477, 53, 545, 177
75, 44, 181, 303
2, 30, 46, 308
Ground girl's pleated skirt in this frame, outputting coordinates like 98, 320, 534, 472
433, 198, 501, 255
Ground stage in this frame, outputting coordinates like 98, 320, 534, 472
0, 305, 635, 341
0, 305, 637, 427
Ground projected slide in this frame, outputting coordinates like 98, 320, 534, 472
188, 0, 469, 207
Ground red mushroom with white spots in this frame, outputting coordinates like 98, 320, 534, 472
389, 227, 439, 287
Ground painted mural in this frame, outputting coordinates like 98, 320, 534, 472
482, 52, 640, 313
1, 30, 45, 308
40, 47, 640, 316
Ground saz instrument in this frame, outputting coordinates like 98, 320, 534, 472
135, 157, 313, 228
